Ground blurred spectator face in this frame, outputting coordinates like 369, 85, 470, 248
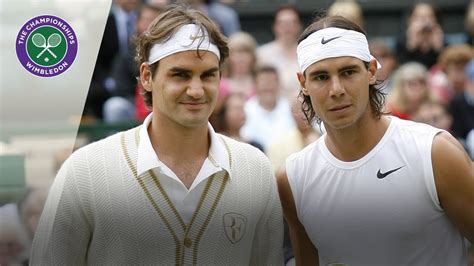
256, 71, 280, 106
225, 94, 246, 132
409, 3, 437, 28
413, 102, 452, 130
438, 44, 473, 93
115, 0, 140, 12
0, 238, 23, 266
273, 8, 302, 43
406, 2, 440, 49
404, 2, 443, 56
227, 32, 257, 77
445, 63, 468, 92
229, 47, 254, 76
403, 77, 428, 104
0, 228, 23, 266
327, 0, 364, 29
136, 6, 162, 35
390, 62, 430, 114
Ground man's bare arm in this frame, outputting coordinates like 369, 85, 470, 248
433, 132, 474, 243
276, 167, 319, 266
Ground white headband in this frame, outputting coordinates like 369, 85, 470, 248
147, 24, 220, 65
297, 27, 381, 73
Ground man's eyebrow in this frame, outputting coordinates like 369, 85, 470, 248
307, 70, 328, 77
168, 67, 219, 75
307, 64, 362, 77
168, 67, 191, 73
202, 67, 219, 75
338, 65, 360, 72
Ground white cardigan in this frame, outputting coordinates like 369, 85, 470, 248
31, 127, 283, 265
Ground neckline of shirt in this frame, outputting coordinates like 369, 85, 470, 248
318, 116, 397, 170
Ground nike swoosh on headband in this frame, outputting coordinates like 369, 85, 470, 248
321, 36, 342, 44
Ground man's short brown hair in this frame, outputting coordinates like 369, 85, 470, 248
135, 4, 229, 108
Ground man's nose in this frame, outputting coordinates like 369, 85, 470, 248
329, 76, 345, 97
187, 77, 204, 98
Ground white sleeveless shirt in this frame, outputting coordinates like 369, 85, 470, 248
286, 116, 467, 266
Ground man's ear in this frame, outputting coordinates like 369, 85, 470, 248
297, 72, 308, 95
140, 63, 153, 92
369, 59, 378, 85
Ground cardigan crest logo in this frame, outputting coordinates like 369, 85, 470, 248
16, 15, 77, 77
223, 213, 246, 244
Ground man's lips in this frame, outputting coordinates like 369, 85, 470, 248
329, 104, 351, 112
182, 102, 206, 105
181, 101, 207, 109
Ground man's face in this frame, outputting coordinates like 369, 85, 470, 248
115, 0, 140, 12
413, 103, 452, 130
136, 8, 161, 35
225, 94, 246, 131
409, 3, 437, 28
445, 64, 467, 92
273, 9, 301, 42
402, 76, 427, 104
298, 56, 376, 130
255, 71, 280, 106
228, 48, 253, 75
140, 50, 220, 129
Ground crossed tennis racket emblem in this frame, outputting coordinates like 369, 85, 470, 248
31, 33, 61, 59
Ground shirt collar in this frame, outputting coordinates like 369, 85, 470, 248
136, 113, 232, 179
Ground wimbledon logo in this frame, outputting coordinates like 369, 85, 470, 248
16, 15, 77, 77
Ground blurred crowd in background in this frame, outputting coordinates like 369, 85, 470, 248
1, 0, 473, 264
81, 0, 474, 160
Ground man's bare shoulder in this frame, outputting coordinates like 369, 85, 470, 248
432, 131, 472, 176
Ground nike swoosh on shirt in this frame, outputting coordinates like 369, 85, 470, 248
377, 166, 404, 179
321, 36, 342, 44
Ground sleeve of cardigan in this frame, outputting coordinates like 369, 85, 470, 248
249, 154, 284, 266
30, 155, 92, 265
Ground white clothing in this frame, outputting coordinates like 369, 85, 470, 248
286, 116, 467, 266
137, 114, 230, 223
241, 96, 296, 150
31, 126, 283, 265
296, 27, 380, 73
147, 24, 220, 65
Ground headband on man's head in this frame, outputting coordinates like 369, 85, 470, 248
147, 24, 220, 65
297, 27, 381, 73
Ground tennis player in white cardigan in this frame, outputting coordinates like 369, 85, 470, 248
30, 5, 283, 265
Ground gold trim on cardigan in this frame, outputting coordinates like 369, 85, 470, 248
121, 130, 182, 264
191, 172, 228, 264
120, 128, 232, 265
